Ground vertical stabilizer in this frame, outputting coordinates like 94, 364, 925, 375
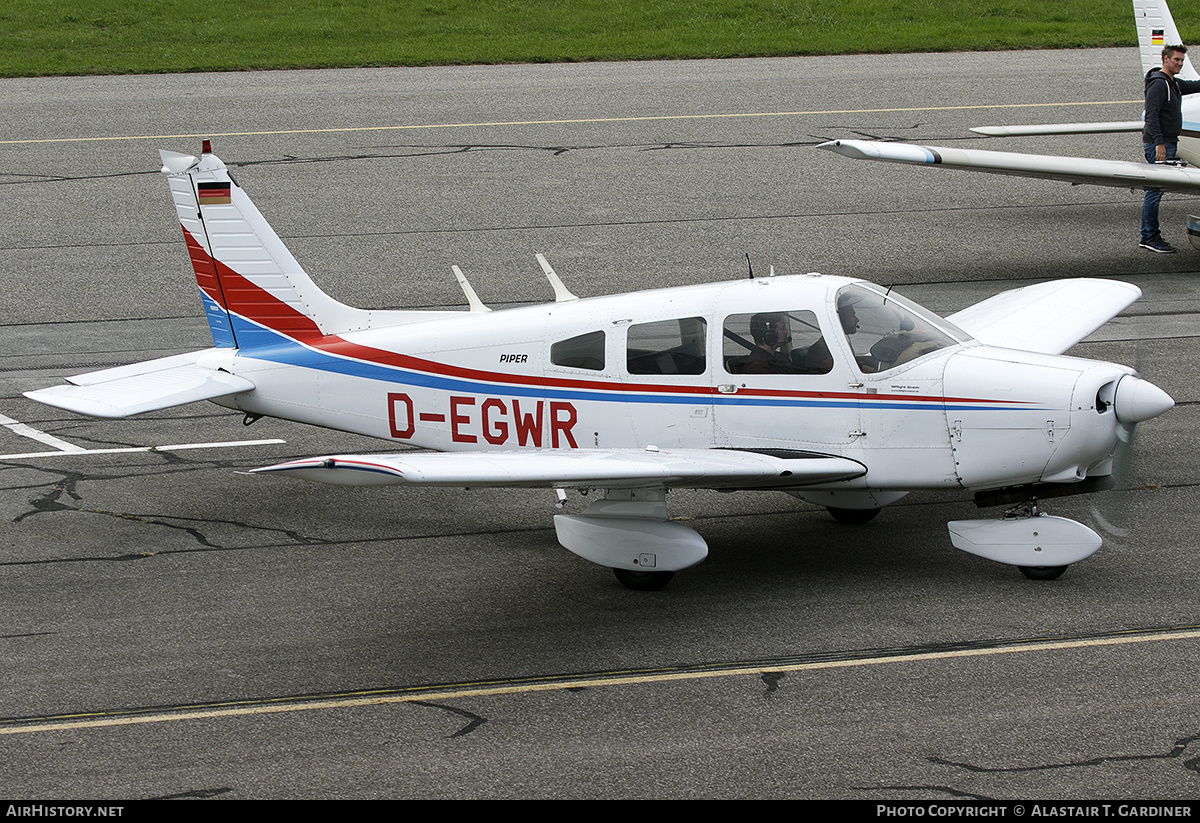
161, 142, 374, 349
1134, 0, 1199, 80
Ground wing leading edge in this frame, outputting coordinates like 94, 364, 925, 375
253, 448, 867, 490
818, 139, 1200, 195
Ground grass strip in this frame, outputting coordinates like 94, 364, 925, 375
0, 0, 1186, 78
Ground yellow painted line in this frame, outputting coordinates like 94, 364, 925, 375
3, 627, 1197, 736
0, 100, 1141, 146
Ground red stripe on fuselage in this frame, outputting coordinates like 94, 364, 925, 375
182, 226, 1031, 409
309, 336, 1030, 409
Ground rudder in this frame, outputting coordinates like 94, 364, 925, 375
161, 142, 371, 349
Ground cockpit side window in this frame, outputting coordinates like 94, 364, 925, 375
834, 284, 961, 374
551, 330, 605, 370
626, 317, 707, 375
722, 310, 831, 374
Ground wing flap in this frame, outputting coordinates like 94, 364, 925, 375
25, 361, 254, 418
818, 139, 1200, 194
948, 279, 1142, 355
252, 448, 867, 490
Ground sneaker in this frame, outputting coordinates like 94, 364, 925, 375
1140, 236, 1177, 253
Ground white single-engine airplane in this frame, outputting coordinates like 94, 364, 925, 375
26, 141, 1173, 589
820, 0, 1200, 247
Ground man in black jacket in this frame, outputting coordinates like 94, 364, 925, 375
1142, 45, 1200, 253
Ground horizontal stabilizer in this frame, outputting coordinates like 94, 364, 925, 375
818, 139, 1200, 194
253, 448, 867, 490
25, 353, 253, 418
948, 279, 1141, 355
63, 351, 217, 387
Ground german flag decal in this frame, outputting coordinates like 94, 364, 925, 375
1152, 29, 1165, 45
198, 181, 232, 205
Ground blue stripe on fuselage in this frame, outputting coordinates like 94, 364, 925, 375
232, 320, 1042, 413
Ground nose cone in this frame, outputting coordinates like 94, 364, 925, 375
1114, 375, 1174, 424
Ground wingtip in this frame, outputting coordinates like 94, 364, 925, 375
816, 139, 869, 159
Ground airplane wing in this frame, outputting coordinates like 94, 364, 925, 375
947, 279, 1142, 355
25, 351, 253, 418
252, 448, 867, 491
969, 121, 1144, 137
817, 139, 1200, 194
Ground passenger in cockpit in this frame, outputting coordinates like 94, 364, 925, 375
743, 313, 800, 374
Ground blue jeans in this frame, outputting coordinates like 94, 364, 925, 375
1142, 142, 1177, 241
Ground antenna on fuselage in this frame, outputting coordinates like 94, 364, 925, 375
746, 253, 755, 279
451, 265, 492, 312
536, 254, 579, 302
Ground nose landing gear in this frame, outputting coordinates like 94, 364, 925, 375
948, 499, 1101, 580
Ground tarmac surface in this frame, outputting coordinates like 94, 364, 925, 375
1, 48, 1198, 799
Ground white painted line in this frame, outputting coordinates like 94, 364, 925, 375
0, 438, 286, 461
0, 413, 85, 453
154, 439, 287, 452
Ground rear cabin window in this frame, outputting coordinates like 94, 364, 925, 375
551, 331, 605, 370
626, 317, 707, 375
722, 310, 831, 374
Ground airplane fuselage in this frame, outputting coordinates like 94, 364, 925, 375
1173, 94, 1200, 163
207, 273, 1132, 497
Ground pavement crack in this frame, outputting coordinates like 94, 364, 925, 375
412, 700, 486, 738
930, 732, 1200, 774
853, 784, 994, 800
227, 141, 823, 169
12, 475, 83, 520
9, 467, 325, 553
761, 670, 784, 695
153, 787, 234, 799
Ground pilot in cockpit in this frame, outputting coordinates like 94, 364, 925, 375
803, 297, 869, 373
805, 285, 960, 374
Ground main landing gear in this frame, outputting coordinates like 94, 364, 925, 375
825, 506, 881, 525
612, 568, 676, 591
553, 490, 707, 591
1018, 565, 1069, 581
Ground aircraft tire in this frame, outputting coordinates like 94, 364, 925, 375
613, 568, 675, 591
826, 506, 881, 525
1018, 565, 1068, 581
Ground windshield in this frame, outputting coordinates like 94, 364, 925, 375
835, 284, 968, 373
